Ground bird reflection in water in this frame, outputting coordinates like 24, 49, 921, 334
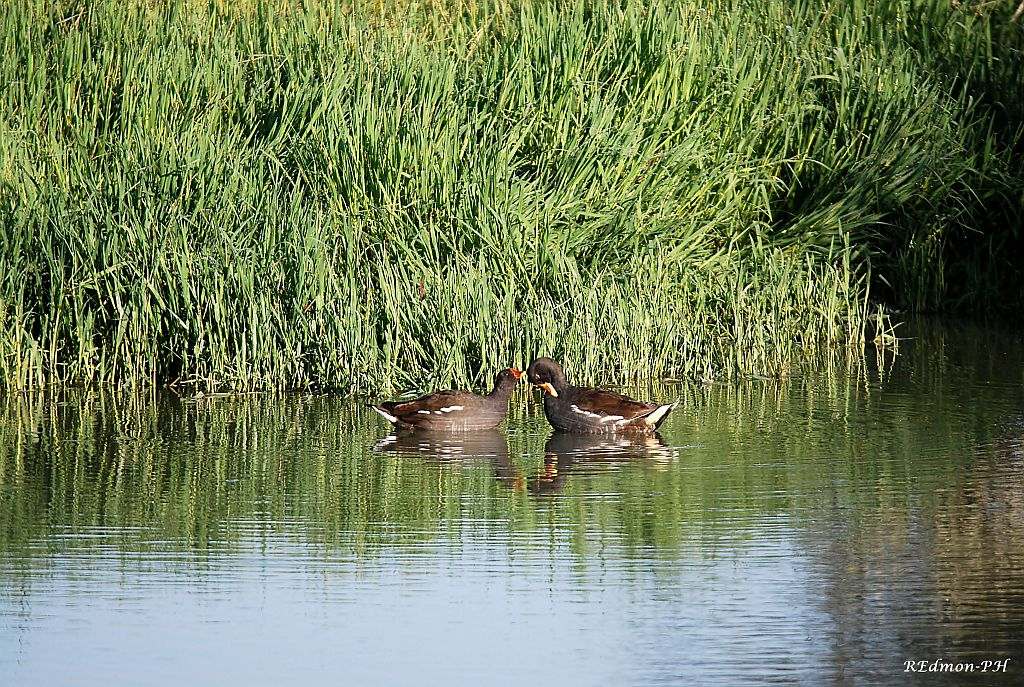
529, 432, 676, 495
374, 429, 510, 460
373, 430, 677, 495
373, 430, 525, 489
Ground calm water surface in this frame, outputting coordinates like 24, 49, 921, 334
2, 323, 1023, 685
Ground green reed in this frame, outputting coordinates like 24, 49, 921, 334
3, 319, 1021, 562
0, 0, 1020, 392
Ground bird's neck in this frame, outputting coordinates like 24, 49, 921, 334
550, 372, 568, 393
488, 381, 515, 400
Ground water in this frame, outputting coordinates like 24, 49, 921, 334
2, 322, 1023, 685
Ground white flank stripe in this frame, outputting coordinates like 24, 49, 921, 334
417, 410, 432, 415
439, 405, 464, 413
570, 404, 602, 419
599, 415, 624, 423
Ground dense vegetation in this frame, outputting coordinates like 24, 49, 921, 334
0, 0, 1021, 391
2, 321, 1021, 564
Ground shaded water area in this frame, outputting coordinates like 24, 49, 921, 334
2, 323, 1023, 685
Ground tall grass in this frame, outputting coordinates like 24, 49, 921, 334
3, 320, 1021, 558
0, 0, 1020, 392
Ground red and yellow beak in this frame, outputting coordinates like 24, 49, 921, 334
536, 382, 558, 397
509, 368, 524, 380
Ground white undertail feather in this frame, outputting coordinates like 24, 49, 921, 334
370, 405, 399, 424
642, 401, 678, 428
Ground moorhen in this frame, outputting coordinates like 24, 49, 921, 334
526, 357, 676, 434
370, 368, 524, 431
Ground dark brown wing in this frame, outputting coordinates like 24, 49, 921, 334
569, 387, 657, 420
378, 390, 483, 426
382, 390, 470, 415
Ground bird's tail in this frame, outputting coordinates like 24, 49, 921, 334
642, 400, 678, 429
368, 404, 398, 424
